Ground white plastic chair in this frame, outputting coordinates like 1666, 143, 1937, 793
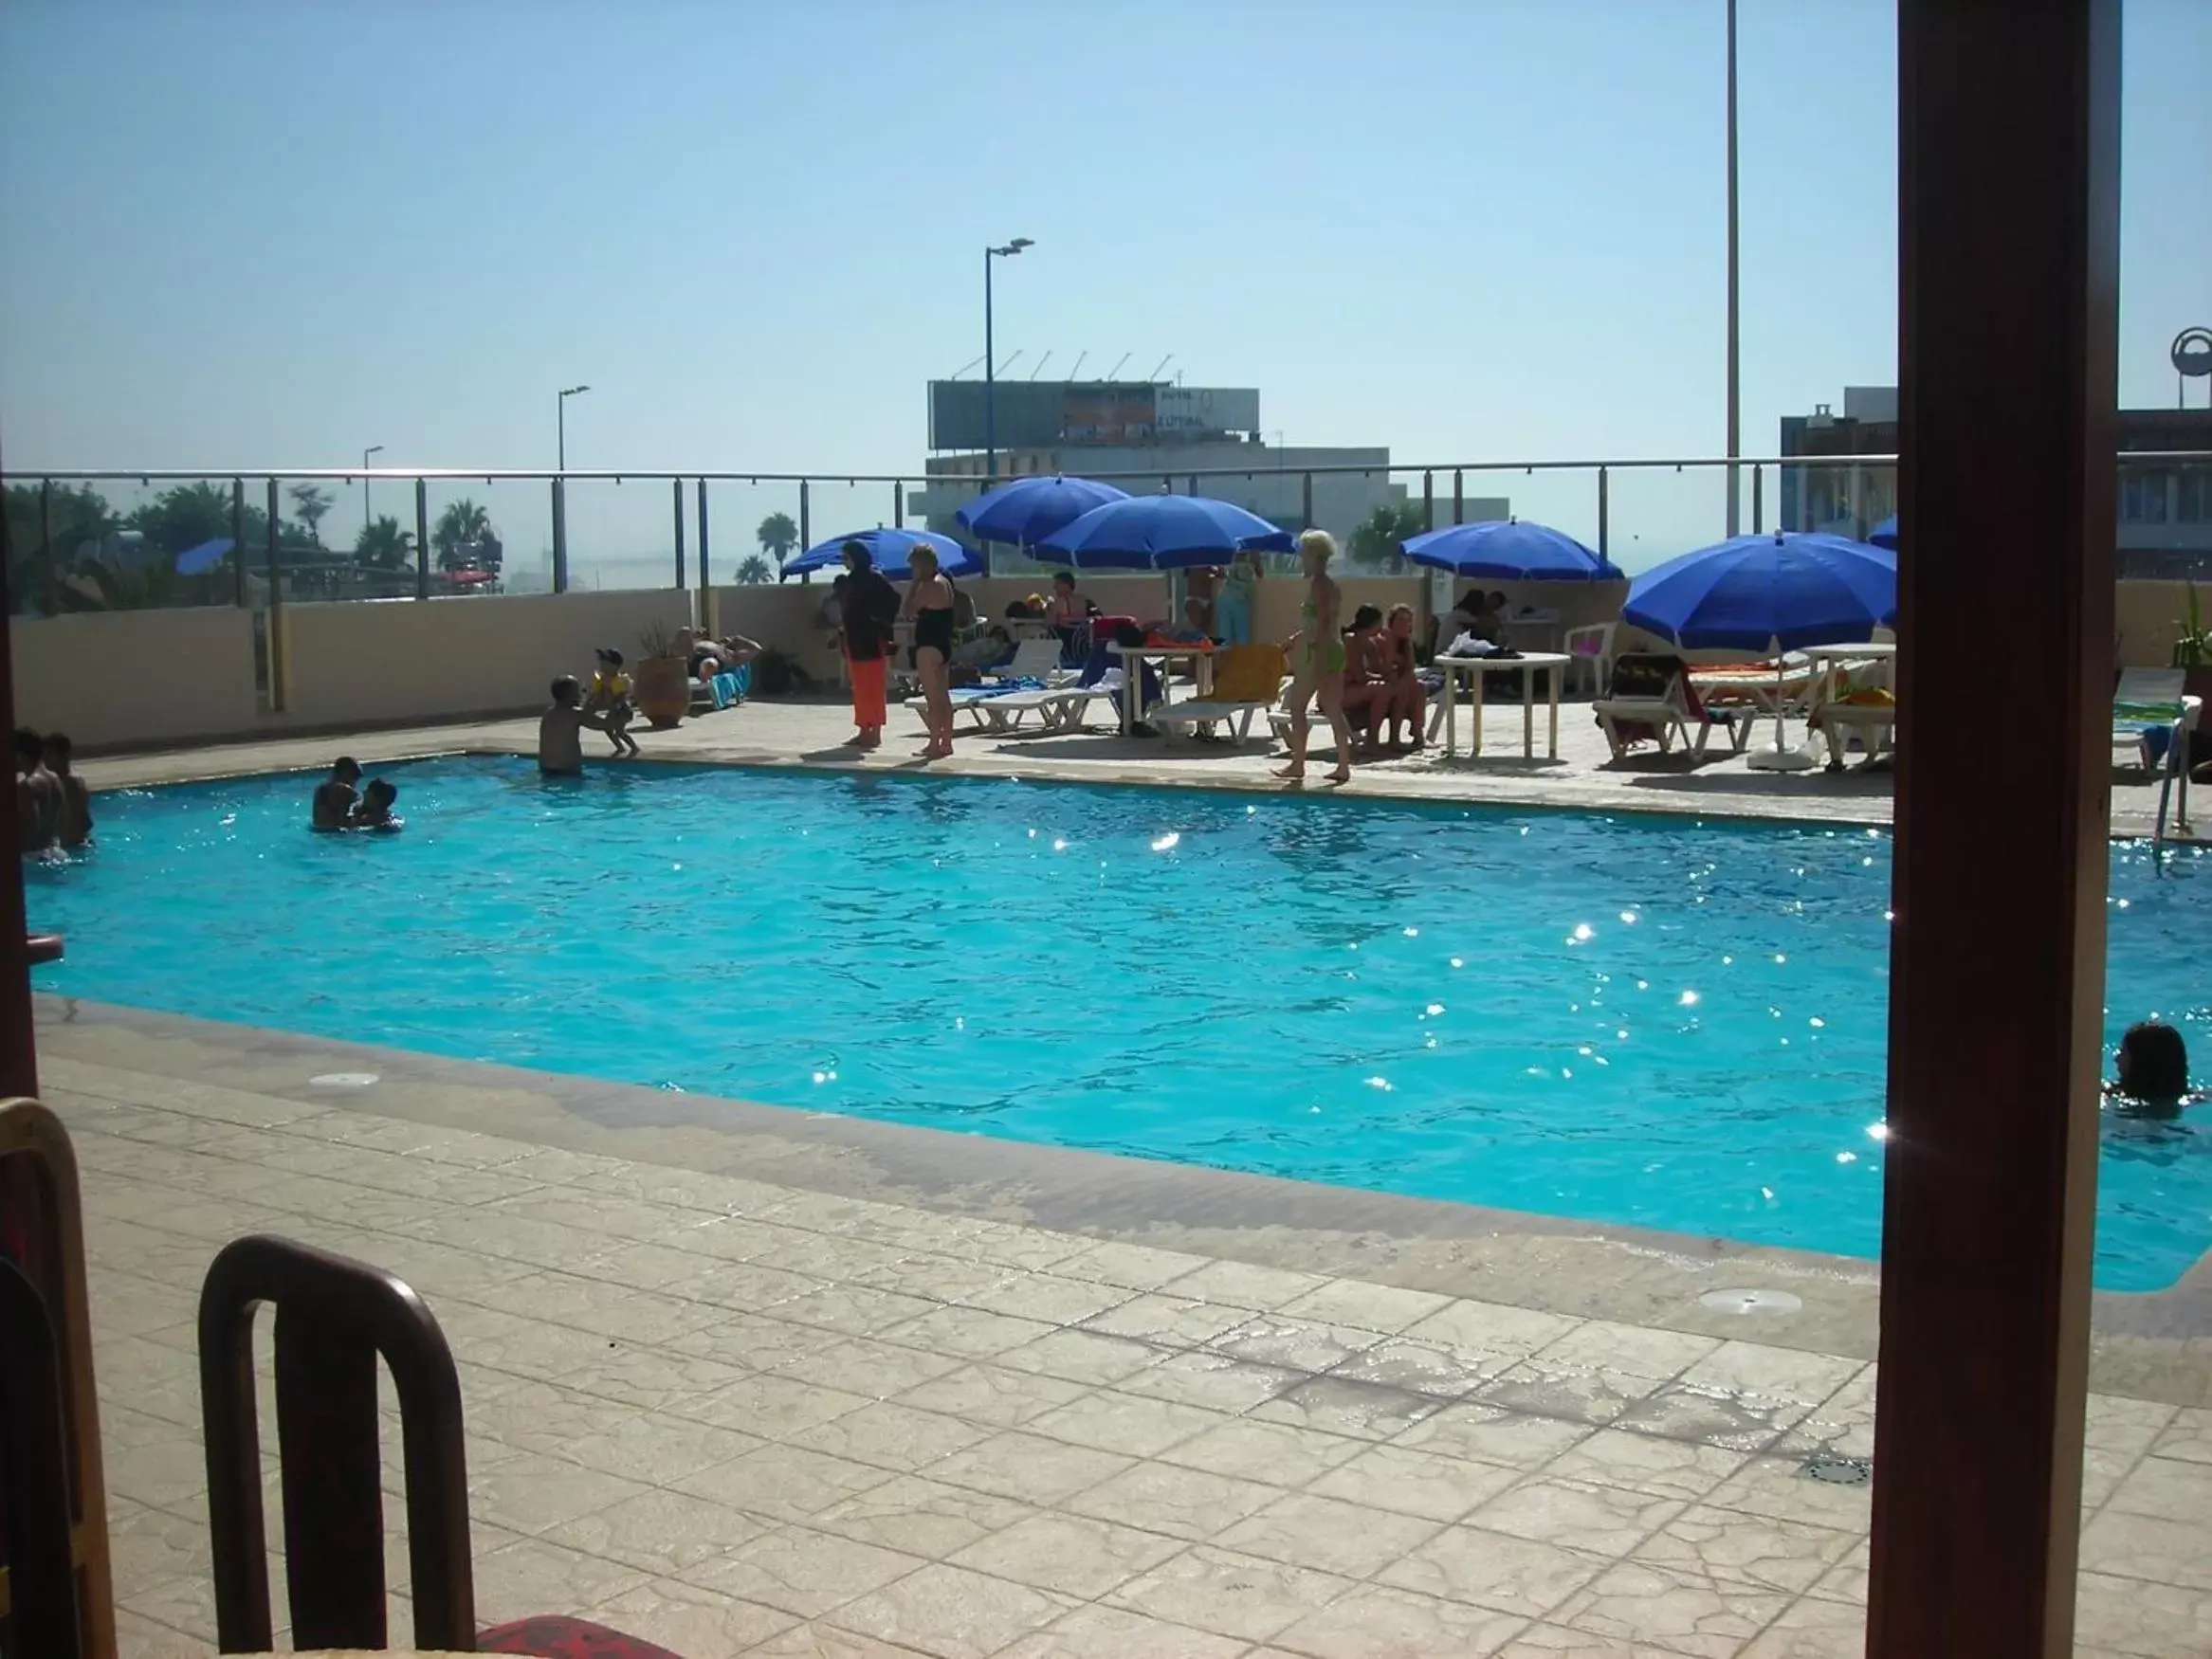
1564, 622, 1617, 696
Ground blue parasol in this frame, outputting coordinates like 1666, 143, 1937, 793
957, 475, 1130, 548
174, 537, 235, 576
1400, 519, 1618, 581
1623, 530, 1896, 653
1868, 515, 1898, 550
784, 527, 978, 581
1035, 493, 1293, 571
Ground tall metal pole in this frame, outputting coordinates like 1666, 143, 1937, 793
1725, 0, 1742, 538
983, 248, 996, 486
558, 399, 566, 473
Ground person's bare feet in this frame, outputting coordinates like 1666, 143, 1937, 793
1325, 765, 1353, 784
1272, 762, 1306, 780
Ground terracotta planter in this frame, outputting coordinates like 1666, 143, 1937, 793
633, 657, 689, 728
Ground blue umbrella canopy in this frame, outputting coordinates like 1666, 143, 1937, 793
174, 536, 235, 576
1400, 519, 1619, 581
1035, 493, 1294, 571
956, 475, 1130, 547
1623, 530, 1897, 652
1868, 515, 1898, 549
784, 527, 978, 581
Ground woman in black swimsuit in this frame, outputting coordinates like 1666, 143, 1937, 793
904, 546, 960, 758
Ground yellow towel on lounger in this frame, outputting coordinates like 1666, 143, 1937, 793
1210, 644, 1288, 702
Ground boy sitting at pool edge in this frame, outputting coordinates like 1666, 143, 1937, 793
539, 676, 610, 776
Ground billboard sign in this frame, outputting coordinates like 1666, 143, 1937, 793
1157, 386, 1260, 435
1059, 384, 1156, 444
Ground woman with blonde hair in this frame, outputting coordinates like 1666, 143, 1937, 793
903, 544, 960, 758
1275, 529, 1357, 784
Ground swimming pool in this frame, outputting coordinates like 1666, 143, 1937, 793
25, 757, 2210, 1290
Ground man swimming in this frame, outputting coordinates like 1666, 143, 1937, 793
539, 676, 610, 776
311, 757, 363, 830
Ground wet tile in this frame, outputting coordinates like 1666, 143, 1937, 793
786, 1401, 992, 1474
1169, 1260, 1332, 1312
1070, 1460, 1286, 1540
1106, 1544, 1361, 1645
896, 1362, 1088, 1429
1269, 1582, 1531, 1659
670, 1372, 874, 1438
1026, 1389, 1229, 1458
1160, 1417, 1368, 1488
1529, 1322, 1720, 1382
1308, 1442, 1524, 1522
814, 1474, 1035, 1559
542, 1486, 772, 1577
881, 1304, 1057, 1360
676, 1443, 898, 1522
1252, 1376, 1446, 1441
923, 1430, 1133, 1504
466, 1449, 652, 1536
2078, 1504, 2212, 1591
1276, 1281, 1454, 1335
777, 1283, 943, 1338
1702, 1456, 1874, 1533
1121, 1349, 1307, 1414
996, 1327, 1165, 1386
1214, 1317, 1389, 1374
1554, 1561, 1790, 1658
1216, 1491, 1446, 1578
1543, 1429, 1749, 1503
828, 1561, 1077, 1659
1396, 1404, 1597, 1471
684, 1522, 926, 1617
1473, 1359, 1665, 1429
1631, 1505, 1857, 1595
1330, 1332, 1519, 1405
1738, 1595, 1865, 1658
962, 1271, 1138, 1326
1609, 1382, 1809, 1452
2105, 1452, 2212, 1524
1469, 1477, 1684, 1557
950, 1511, 1185, 1598
1086, 1292, 1256, 1347
1673, 1345, 1863, 1408
1058, 1240, 1212, 1292
581, 1575, 799, 1654
2072, 1572, 2212, 1656
1379, 1525, 1611, 1619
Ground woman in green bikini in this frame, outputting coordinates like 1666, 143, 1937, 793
1275, 528, 1358, 784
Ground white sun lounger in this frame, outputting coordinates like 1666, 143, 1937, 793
1594, 656, 1748, 760
908, 685, 1109, 734
2113, 666, 2201, 855
1151, 688, 1282, 743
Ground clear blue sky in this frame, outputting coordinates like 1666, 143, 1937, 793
2, 0, 2206, 560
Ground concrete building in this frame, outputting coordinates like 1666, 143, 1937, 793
1781, 386, 2212, 578
909, 378, 1503, 569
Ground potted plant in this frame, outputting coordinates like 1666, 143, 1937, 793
632, 621, 690, 729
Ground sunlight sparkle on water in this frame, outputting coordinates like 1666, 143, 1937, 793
1151, 832, 1180, 852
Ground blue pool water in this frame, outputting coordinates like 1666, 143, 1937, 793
24, 757, 2211, 1290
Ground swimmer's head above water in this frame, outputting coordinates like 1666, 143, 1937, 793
2116, 1021, 2190, 1106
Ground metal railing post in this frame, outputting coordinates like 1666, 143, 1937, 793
38, 479, 58, 614
414, 479, 430, 600
1422, 469, 1435, 532
672, 480, 687, 591
1597, 465, 1610, 566
1187, 474, 1198, 497
697, 480, 712, 629
550, 479, 569, 592
1752, 465, 1764, 536
1453, 468, 1464, 525
893, 481, 905, 529
265, 479, 284, 712
1847, 460, 1862, 540
230, 480, 247, 609
1302, 471, 1314, 532
797, 479, 810, 561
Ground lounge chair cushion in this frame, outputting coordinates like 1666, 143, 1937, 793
1210, 644, 1288, 703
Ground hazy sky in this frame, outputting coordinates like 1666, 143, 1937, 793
2, 0, 2206, 567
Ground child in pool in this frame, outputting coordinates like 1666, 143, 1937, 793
587, 648, 641, 757
349, 778, 402, 830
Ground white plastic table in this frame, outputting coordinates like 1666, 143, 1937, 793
1109, 642, 1213, 731
1804, 641, 1897, 702
1432, 651, 1571, 759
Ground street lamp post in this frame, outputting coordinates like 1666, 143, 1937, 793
1724, 0, 1741, 537
983, 239, 1033, 487
362, 445, 384, 535
558, 384, 592, 471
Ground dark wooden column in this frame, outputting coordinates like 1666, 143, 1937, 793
1870, 1, 2119, 1654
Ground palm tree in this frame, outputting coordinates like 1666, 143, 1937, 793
432, 499, 494, 571
287, 483, 336, 545
757, 511, 799, 574
1345, 502, 1427, 572
734, 554, 773, 585
355, 514, 415, 571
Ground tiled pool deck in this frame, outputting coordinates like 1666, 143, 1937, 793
41, 698, 2211, 1656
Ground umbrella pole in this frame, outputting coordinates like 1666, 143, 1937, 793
1746, 633, 1818, 773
